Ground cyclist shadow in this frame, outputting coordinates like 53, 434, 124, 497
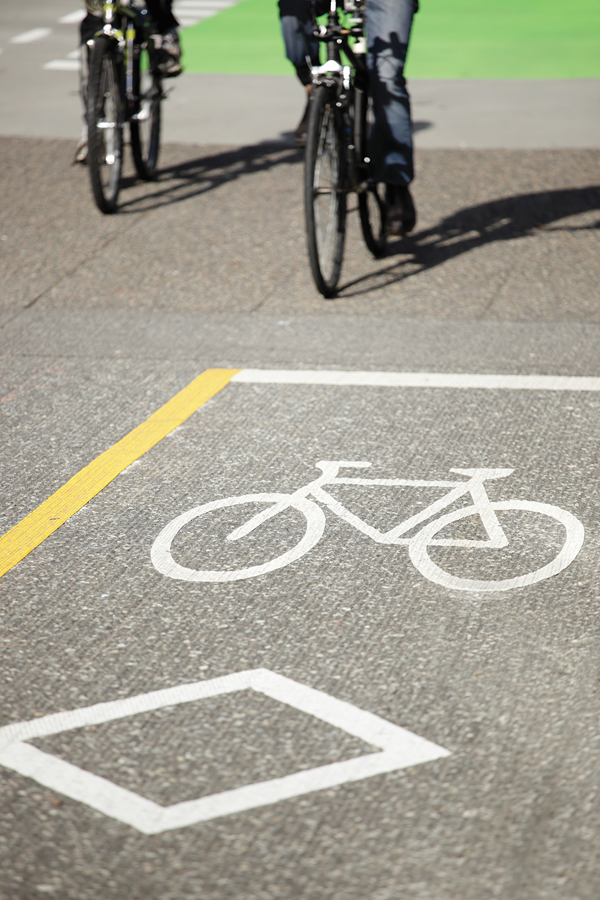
337, 184, 600, 297
117, 141, 303, 213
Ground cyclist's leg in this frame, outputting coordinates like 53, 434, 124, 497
279, 0, 321, 146
147, 0, 179, 31
147, 0, 182, 77
365, 0, 418, 235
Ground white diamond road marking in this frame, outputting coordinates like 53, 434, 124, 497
0, 669, 449, 834
10, 28, 52, 44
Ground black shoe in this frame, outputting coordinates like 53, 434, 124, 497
294, 98, 311, 148
385, 183, 416, 236
151, 29, 182, 77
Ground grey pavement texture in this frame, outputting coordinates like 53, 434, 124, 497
2, 377, 600, 900
1, 138, 599, 321
1, 122, 600, 900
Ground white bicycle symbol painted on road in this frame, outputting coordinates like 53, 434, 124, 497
151, 462, 584, 592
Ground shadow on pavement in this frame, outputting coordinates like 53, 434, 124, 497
117, 141, 303, 213
337, 184, 600, 298
114, 139, 599, 303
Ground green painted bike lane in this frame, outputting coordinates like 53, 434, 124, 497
180, 0, 600, 79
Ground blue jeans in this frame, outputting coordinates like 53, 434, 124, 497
279, 0, 417, 183
279, 0, 320, 86
366, 0, 418, 186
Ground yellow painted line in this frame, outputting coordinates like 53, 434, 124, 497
0, 368, 239, 579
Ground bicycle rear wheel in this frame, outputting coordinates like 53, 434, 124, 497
409, 500, 585, 592
87, 35, 123, 214
304, 85, 346, 298
130, 53, 162, 181
359, 183, 387, 258
357, 92, 386, 258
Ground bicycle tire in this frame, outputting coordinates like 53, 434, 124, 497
357, 92, 386, 258
304, 85, 347, 298
130, 59, 162, 181
151, 493, 326, 583
408, 500, 584, 592
359, 184, 387, 259
87, 35, 124, 214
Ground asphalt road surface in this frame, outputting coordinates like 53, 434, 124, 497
2, 5, 600, 900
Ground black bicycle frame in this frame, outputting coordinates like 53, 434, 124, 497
94, 1, 153, 117
311, 0, 371, 191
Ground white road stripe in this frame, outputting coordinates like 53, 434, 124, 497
43, 59, 80, 71
174, 0, 242, 27
177, 15, 215, 24
176, 0, 238, 7
232, 370, 600, 392
58, 11, 86, 25
10, 28, 52, 44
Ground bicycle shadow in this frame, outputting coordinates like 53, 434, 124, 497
117, 140, 303, 214
336, 184, 600, 297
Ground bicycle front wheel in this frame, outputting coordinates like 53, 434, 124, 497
151, 493, 326, 583
304, 86, 346, 298
408, 500, 585, 592
130, 57, 162, 180
87, 35, 124, 213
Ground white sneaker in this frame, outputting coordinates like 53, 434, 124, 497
73, 125, 88, 164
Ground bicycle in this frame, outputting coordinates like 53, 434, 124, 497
151, 461, 585, 592
304, 0, 387, 297
86, 0, 165, 213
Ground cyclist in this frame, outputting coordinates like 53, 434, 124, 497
279, 0, 418, 236
278, 0, 325, 146
74, 0, 182, 163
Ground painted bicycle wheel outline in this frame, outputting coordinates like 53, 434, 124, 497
408, 500, 585, 592
151, 461, 586, 592
151, 493, 326, 583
